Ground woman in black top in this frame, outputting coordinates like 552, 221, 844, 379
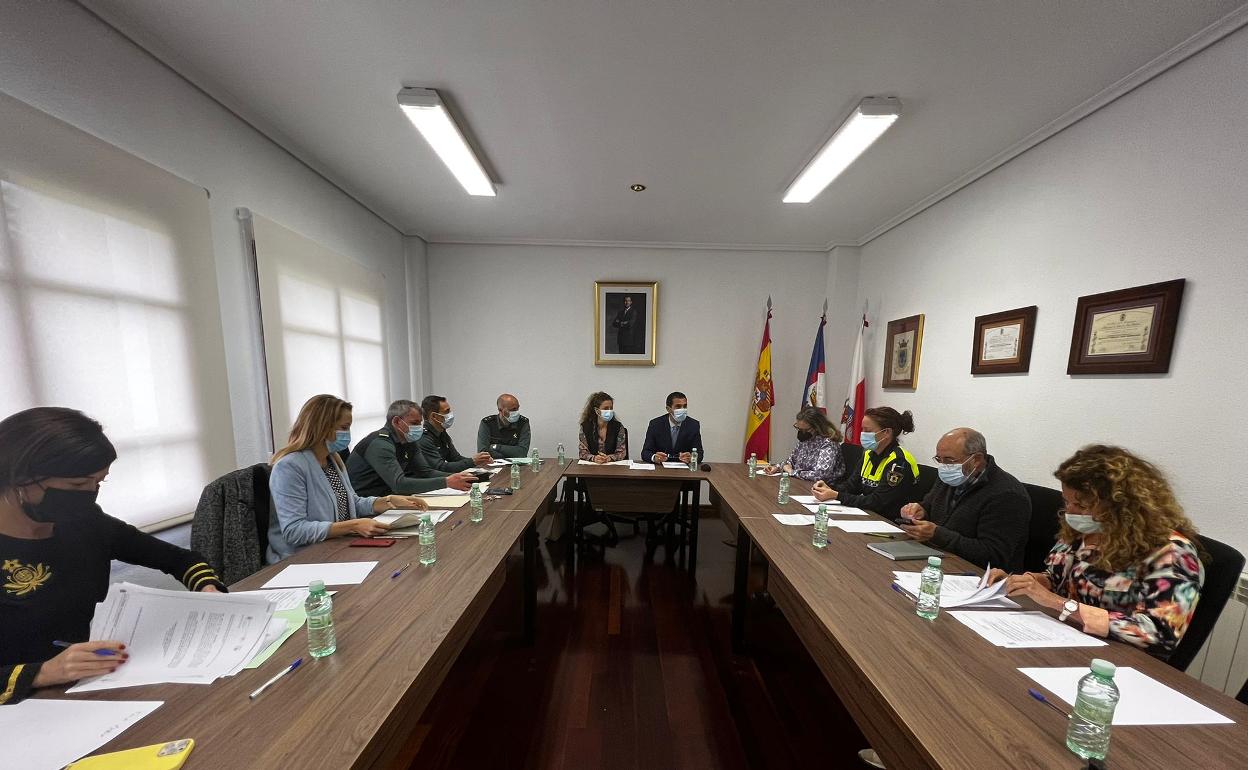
812, 406, 922, 520
578, 391, 628, 463
0, 407, 225, 705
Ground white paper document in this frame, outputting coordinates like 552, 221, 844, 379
892, 572, 1019, 609
68, 583, 277, 692
773, 513, 816, 526
1019, 667, 1234, 725
830, 520, 902, 534
662, 461, 689, 469
607, 459, 632, 466
384, 509, 454, 535
0, 698, 163, 770
789, 495, 832, 505
803, 503, 867, 515
419, 486, 469, 496
951, 611, 1107, 648
233, 586, 310, 612
262, 560, 378, 588
489, 459, 511, 466
629, 461, 655, 470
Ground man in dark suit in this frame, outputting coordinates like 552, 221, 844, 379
641, 391, 705, 464
611, 295, 643, 354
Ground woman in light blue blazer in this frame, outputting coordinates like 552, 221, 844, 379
267, 394, 426, 563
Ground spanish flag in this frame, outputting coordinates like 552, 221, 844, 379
743, 298, 774, 462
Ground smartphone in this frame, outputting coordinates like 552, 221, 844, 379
350, 538, 396, 547
486, 487, 513, 495
68, 740, 194, 770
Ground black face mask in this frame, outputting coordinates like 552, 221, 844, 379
23, 487, 102, 524
796, 430, 813, 442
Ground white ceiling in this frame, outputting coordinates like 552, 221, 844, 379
85, 0, 1246, 248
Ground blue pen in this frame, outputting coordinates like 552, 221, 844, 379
391, 562, 412, 579
53, 640, 117, 657
249, 657, 304, 699
890, 583, 908, 598
1028, 688, 1070, 718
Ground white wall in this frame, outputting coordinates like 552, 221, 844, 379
425, 243, 838, 464
0, 0, 411, 465
854, 26, 1248, 555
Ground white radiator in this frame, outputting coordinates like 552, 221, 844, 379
1188, 572, 1248, 696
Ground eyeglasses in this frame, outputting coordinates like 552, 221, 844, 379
932, 455, 972, 465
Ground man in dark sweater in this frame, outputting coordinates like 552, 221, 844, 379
347, 400, 474, 496
898, 428, 1031, 571
417, 395, 492, 474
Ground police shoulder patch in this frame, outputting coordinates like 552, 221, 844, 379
886, 467, 902, 486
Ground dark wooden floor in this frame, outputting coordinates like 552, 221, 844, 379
399, 514, 869, 769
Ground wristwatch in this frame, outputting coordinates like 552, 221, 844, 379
1058, 599, 1079, 622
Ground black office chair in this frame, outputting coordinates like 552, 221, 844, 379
838, 442, 864, 483
1237, 676, 1247, 706
252, 462, 272, 556
1022, 483, 1063, 573
914, 463, 937, 502
1168, 535, 1244, 671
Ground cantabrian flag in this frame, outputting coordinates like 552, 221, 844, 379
840, 314, 868, 444
743, 298, 775, 462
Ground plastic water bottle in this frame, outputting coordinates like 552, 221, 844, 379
812, 504, 828, 549
1066, 659, 1120, 760
418, 513, 436, 566
747, 453, 757, 479
305, 580, 336, 658
777, 471, 790, 504
916, 556, 943, 619
510, 463, 521, 490
689, 448, 699, 471
531, 447, 541, 472
469, 483, 484, 524
557, 442, 566, 464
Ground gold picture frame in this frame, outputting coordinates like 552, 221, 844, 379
594, 281, 658, 366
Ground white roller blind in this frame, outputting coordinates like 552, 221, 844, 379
0, 92, 235, 530
246, 213, 389, 447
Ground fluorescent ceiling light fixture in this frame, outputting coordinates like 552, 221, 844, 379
397, 87, 496, 196
782, 97, 901, 204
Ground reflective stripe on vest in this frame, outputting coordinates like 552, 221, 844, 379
860, 446, 920, 482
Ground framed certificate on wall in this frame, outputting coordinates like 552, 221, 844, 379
972, 305, 1037, 375
1067, 279, 1185, 375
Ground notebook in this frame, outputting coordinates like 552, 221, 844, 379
867, 540, 945, 561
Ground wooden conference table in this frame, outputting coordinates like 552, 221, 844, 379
708, 462, 1248, 770
52, 459, 1248, 769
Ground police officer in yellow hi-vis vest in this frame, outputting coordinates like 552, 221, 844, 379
812, 406, 921, 520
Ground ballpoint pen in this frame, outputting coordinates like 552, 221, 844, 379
1027, 688, 1070, 718
53, 640, 118, 657
391, 562, 412, 579
249, 657, 303, 700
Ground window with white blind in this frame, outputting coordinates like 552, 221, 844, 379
246, 212, 389, 446
0, 92, 236, 530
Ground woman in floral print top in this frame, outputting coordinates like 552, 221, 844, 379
991, 445, 1204, 660
768, 407, 847, 485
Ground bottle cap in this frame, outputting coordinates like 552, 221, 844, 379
309, 579, 325, 593
421, 513, 431, 523
927, 556, 942, 567
1090, 659, 1117, 678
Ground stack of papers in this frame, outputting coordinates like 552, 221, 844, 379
381, 509, 454, 536
951, 611, 1107, 648
802, 503, 867, 515
661, 461, 689, 469
1019, 667, 1235, 725
773, 513, 815, 526
892, 571, 1019, 609
0, 699, 163, 770
629, 461, 655, 470
488, 458, 511, 466
262, 561, 378, 588
830, 520, 902, 534
789, 495, 831, 505
420, 486, 470, 496
234, 587, 313, 668
67, 583, 278, 693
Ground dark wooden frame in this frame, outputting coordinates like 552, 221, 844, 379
1067, 279, 1185, 375
971, 305, 1037, 375
881, 314, 924, 389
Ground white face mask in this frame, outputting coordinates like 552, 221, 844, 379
440, 411, 455, 429
1064, 513, 1103, 534
507, 410, 521, 424
671, 408, 688, 422
598, 408, 615, 422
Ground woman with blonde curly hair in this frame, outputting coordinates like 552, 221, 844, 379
989, 445, 1204, 659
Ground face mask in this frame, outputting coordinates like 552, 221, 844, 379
328, 430, 351, 453
672, 408, 688, 423
406, 424, 424, 442
507, 411, 521, 424
796, 430, 813, 442
860, 430, 879, 450
1064, 513, 1103, 534
599, 409, 615, 422
440, 412, 455, 429
23, 486, 102, 524
938, 461, 970, 487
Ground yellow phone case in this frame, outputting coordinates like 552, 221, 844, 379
67, 739, 194, 770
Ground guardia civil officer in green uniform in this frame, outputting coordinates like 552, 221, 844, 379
347, 400, 474, 496
812, 406, 921, 520
477, 393, 531, 459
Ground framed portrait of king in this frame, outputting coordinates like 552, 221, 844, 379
594, 281, 658, 366
882, 314, 924, 389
